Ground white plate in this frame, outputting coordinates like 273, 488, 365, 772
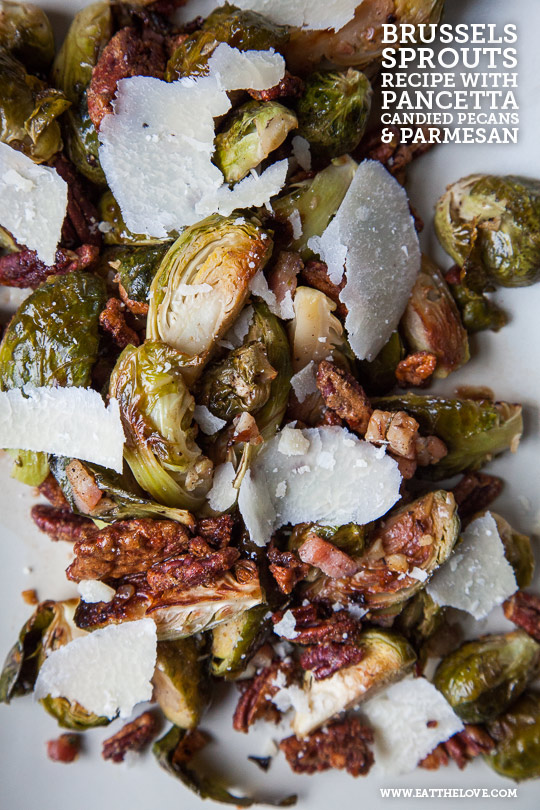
1, 1, 539, 809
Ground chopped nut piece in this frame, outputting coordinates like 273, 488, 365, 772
395, 351, 437, 387
299, 641, 365, 680
37, 474, 69, 509
99, 297, 140, 349
31, 504, 93, 543
102, 711, 157, 763
196, 515, 234, 549
316, 360, 373, 435
248, 71, 304, 102
365, 409, 419, 460
146, 544, 240, 589
299, 532, 359, 579
415, 435, 448, 467
280, 716, 374, 776
47, 734, 80, 764
300, 260, 347, 319
21, 589, 38, 605
233, 661, 295, 733
420, 724, 495, 770
451, 472, 503, 525
267, 543, 310, 594
503, 591, 540, 641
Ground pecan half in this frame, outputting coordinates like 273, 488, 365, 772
299, 641, 365, 680
102, 711, 157, 763
196, 515, 234, 549
146, 544, 240, 589
272, 605, 361, 646
280, 716, 374, 776
300, 260, 347, 319
47, 734, 80, 764
395, 351, 437, 387
37, 473, 69, 509
248, 71, 304, 102
31, 504, 92, 543
66, 519, 190, 582
233, 661, 294, 733
452, 472, 503, 525
268, 542, 310, 595
99, 297, 140, 349
316, 360, 372, 435
0, 245, 99, 289
503, 591, 540, 641
365, 409, 419, 460
420, 724, 495, 770
298, 532, 359, 579
88, 27, 167, 130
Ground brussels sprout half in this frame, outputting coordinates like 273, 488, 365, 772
485, 691, 540, 781
153, 638, 211, 729
492, 513, 535, 589
434, 631, 540, 724
211, 604, 269, 678
0, 0, 55, 73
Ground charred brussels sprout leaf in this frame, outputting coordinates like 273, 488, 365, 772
446, 276, 508, 333
41, 695, 110, 731
0, 601, 55, 702
358, 331, 405, 396
215, 100, 297, 184
485, 691, 540, 781
153, 726, 296, 806
295, 68, 371, 159
400, 256, 469, 378
395, 590, 444, 653
197, 341, 276, 422
0, 273, 105, 484
147, 215, 272, 367
434, 631, 540, 724
98, 190, 176, 246
153, 638, 210, 729
492, 513, 535, 590
273, 155, 356, 258
0, 0, 55, 73
375, 393, 523, 480
211, 604, 269, 678
109, 341, 213, 511
104, 244, 169, 307
435, 175, 540, 289
0, 50, 69, 163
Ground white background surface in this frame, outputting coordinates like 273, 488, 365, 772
1, 1, 539, 808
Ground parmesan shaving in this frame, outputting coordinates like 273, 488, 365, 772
0, 142, 68, 266
194, 405, 227, 435
273, 609, 299, 639
0, 386, 125, 473
291, 135, 312, 171
77, 580, 116, 604
209, 43, 285, 91
290, 361, 318, 404
209, 0, 359, 32
207, 461, 237, 512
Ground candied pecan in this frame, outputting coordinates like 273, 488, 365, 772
299, 532, 359, 579
102, 711, 157, 763
299, 641, 365, 680
0, 245, 99, 289
88, 27, 167, 130
66, 519, 190, 582
47, 734, 80, 764
146, 545, 240, 589
31, 504, 92, 543
272, 606, 361, 646
267, 251, 302, 307
396, 351, 437, 387
452, 472, 503, 525
248, 71, 305, 101
503, 591, 540, 641
415, 435, 448, 467
74, 572, 151, 629
420, 724, 495, 770
300, 260, 347, 319
52, 155, 101, 249
267, 543, 310, 595
99, 297, 140, 349
37, 473, 69, 509
233, 660, 295, 733
316, 360, 372, 435
196, 515, 233, 549
365, 409, 419, 460
355, 125, 435, 184
280, 716, 374, 776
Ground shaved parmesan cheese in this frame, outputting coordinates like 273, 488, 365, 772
273, 609, 298, 639
224, 305, 254, 348
278, 426, 311, 456
239, 426, 401, 546
78, 580, 116, 604
0, 386, 125, 472
279, 290, 295, 321
99, 46, 286, 236
194, 405, 227, 435
35, 619, 157, 719
427, 512, 517, 619
290, 361, 318, 403
207, 461, 237, 512
214, 0, 359, 32
288, 210, 303, 240
309, 161, 421, 361
362, 678, 464, 775
249, 267, 295, 321
291, 135, 312, 171
0, 142, 68, 266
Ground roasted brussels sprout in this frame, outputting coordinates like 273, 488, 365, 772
154, 726, 296, 806
292, 629, 416, 736
153, 638, 210, 728
0, 50, 69, 163
375, 393, 523, 480
400, 256, 469, 378
435, 175, 540, 288
51, 2, 112, 183
211, 604, 269, 678
0, 0, 54, 73
166, 3, 289, 81
147, 215, 272, 366
272, 155, 356, 258
307, 491, 459, 612
295, 69, 371, 159
358, 331, 405, 396
289, 522, 366, 558
49, 456, 195, 526
446, 275, 508, 333
395, 590, 444, 653
98, 190, 176, 246
0, 272, 105, 484
485, 691, 540, 781
109, 341, 213, 511
104, 244, 169, 311
197, 341, 276, 422
433, 631, 540, 724
215, 101, 297, 184
492, 513, 535, 589
284, 0, 445, 73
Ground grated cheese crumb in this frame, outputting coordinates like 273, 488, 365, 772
207, 461, 237, 512
278, 426, 311, 456
273, 609, 298, 639
77, 580, 116, 604
290, 361, 318, 403
194, 404, 227, 435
